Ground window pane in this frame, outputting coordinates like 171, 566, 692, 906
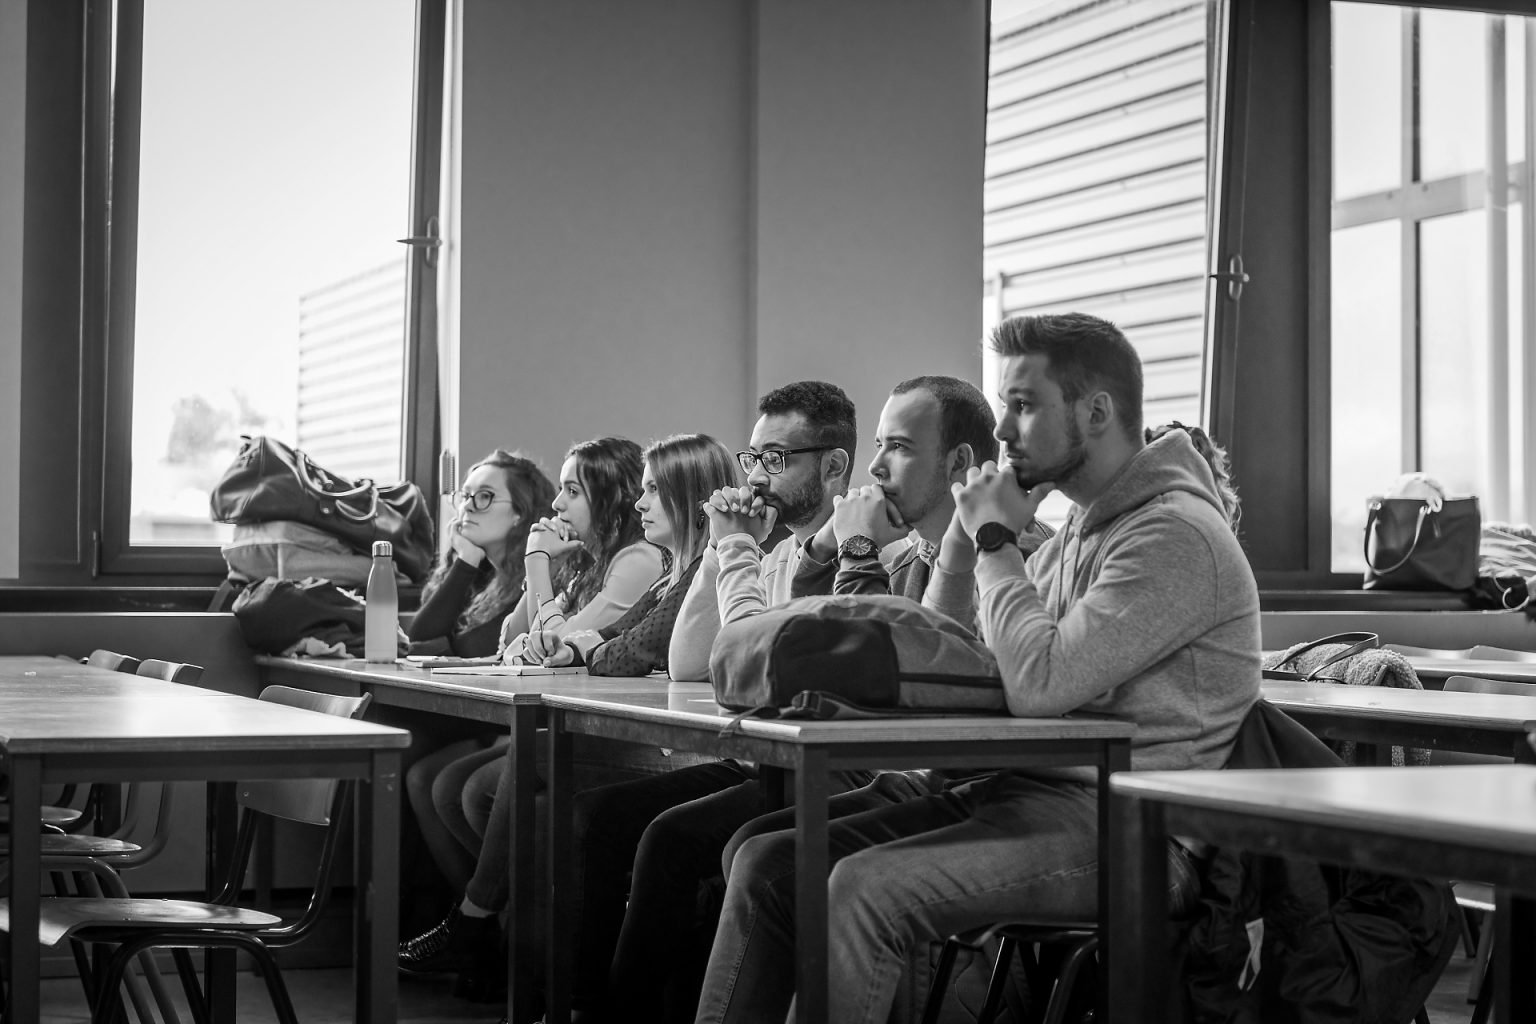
1332, 2, 1401, 199
1330, 221, 1403, 573
984, 0, 1209, 462
1417, 210, 1487, 498
1417, 8, 1487, 182
128, 0, 415, 545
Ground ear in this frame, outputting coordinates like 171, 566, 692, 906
946, 444, 974, 481
823, 447, 851, 485
1085, 391, 1114, 435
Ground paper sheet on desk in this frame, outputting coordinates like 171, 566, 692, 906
430, 664, 584, 676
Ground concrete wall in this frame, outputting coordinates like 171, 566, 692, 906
456, 0, 986, 477
0, 0, 24, 579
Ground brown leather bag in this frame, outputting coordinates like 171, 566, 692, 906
209, 435, 435, 582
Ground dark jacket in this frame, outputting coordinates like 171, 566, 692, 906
1178, 701, 1459, 1023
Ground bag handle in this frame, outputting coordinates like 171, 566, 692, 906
290, 450, 379, 523
1262, 631, 1380, 682
1362, 500, 1430, 576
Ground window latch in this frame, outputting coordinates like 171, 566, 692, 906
398, 215, 443, 269
1210, 254, 1250, 302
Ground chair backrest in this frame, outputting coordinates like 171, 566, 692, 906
1443, 674, 1535, 697
237, 686, 373, 825
85, 649, 140, 673
1467, 645, 1536, 663
135, 658, 204, 684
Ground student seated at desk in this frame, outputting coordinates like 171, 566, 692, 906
693, 312, 1263, 1024
403, 436, 664, 941
407, 450, 556, 658
591, 376, 1051, 1024
398, 433, 736, 982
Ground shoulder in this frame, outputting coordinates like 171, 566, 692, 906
605, 541, 667, 579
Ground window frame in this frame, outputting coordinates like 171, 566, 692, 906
89, 0, 447, 577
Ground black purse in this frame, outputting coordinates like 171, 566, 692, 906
1362, 496, 1480, 591
209, 435, 436, 583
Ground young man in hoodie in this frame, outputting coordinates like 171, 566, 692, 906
693, 312, 1262, 1024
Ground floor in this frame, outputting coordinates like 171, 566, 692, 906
34, 949, 1486, 1023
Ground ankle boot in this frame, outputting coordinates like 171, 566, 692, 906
398, 904, 500, 974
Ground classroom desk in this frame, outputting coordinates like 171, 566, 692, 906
0, 656, 409, 1024
1109, 765, 1536, 1024
540, 684, 1136, 1024
1404, 656, 1536, 685
1261, 680, 1536, 762
255, 656, 682, 1024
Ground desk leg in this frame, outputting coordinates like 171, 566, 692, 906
1494, 888, 1536, 1024
8, 755, 42, 1024
508, 704, 541, 1024
358, 749, 401, 1024
1107, 788, 1167, 1024
547, 711, 575, 1024
1097, 740, 1131, 1022
205, 781, 239, 1022
792, 748, 830, 1024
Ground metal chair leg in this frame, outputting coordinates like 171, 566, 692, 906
920, 937, 966, 1024
975, 935, 1017, 1024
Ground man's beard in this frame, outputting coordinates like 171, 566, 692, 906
1007, 415, 1086, 490
761, 475, 824, 529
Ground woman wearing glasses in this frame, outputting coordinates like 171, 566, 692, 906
399, 435, 737, 994
406, 450, 556, 657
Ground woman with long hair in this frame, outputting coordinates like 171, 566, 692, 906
406, 450, 556, 657
398, 435, 739, 998
404, 438, 663, 905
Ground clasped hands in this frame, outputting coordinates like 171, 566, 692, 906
941, 463, 1054, 562
701, 486, 778, 547
524, 516, 584, 560
807, 484, 909, 559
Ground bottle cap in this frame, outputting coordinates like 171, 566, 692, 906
373, 541, 393, 557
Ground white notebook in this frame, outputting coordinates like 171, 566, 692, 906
430, 664, 584, 677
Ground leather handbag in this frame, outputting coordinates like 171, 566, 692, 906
1362, 496, 1480, 591
209, 435, 436, 583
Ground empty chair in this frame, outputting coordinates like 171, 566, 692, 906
0, 686, 372, 1024
84, 650, 141, 673
1443, 674, 1534, 697
133, 659, 203, 684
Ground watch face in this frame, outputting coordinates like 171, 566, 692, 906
976, 522, 1016, 552
840, 535, 878, 559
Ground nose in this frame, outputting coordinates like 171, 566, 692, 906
867, 450, 886, 480
551, 492, 565, 512
634, 493, 647, 514
994, 417, 1014, 444
746, 462, 771, 490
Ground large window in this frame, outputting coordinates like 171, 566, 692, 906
1329, 2, 1534, 572
95, 0, 443, 574
985, 0, 1213, 520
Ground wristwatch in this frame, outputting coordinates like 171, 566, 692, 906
974, 522, 1018, 554
837, 534, 879, 560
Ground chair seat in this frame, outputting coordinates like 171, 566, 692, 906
0, 897, 282, 946
0, 834, 141, 856
1455, 881, 1494, 914
0, 804, 86, 828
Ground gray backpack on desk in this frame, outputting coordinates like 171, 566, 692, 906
708, 594, 1006, 717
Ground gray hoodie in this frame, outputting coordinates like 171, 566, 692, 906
969, 429, 1260, 772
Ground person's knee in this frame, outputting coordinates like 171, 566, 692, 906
727, 831, 796, 899
827, 849, 909, 933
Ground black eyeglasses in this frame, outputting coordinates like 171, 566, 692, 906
735, 446, 835, 476
454, 488, 514, 512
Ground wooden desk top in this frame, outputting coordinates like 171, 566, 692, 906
1113, 764, 1536, 856
1262, 680, 1536, 728
0, 656, 408, 753
1405, 657, 1536, 683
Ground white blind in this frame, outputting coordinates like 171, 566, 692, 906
986, 0, 1208, 427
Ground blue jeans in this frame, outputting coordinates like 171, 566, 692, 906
695, 771, 1201, 1024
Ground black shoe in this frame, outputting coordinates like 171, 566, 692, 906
398, 904, 500, 974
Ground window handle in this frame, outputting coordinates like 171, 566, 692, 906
398, 215, 443, 268
1210, 254, 1250, 302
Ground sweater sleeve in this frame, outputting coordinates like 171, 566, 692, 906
715, 533, 770, 624
973, 512, 1225, 718
583, 557, 703, 677
667, 547, 721, 681
560, 543, 667, 635
406, 558, 483, 642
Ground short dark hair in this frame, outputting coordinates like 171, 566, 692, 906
892, 376, 996, 466
757, 380, 858, 480
988, 313, 1144, 440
